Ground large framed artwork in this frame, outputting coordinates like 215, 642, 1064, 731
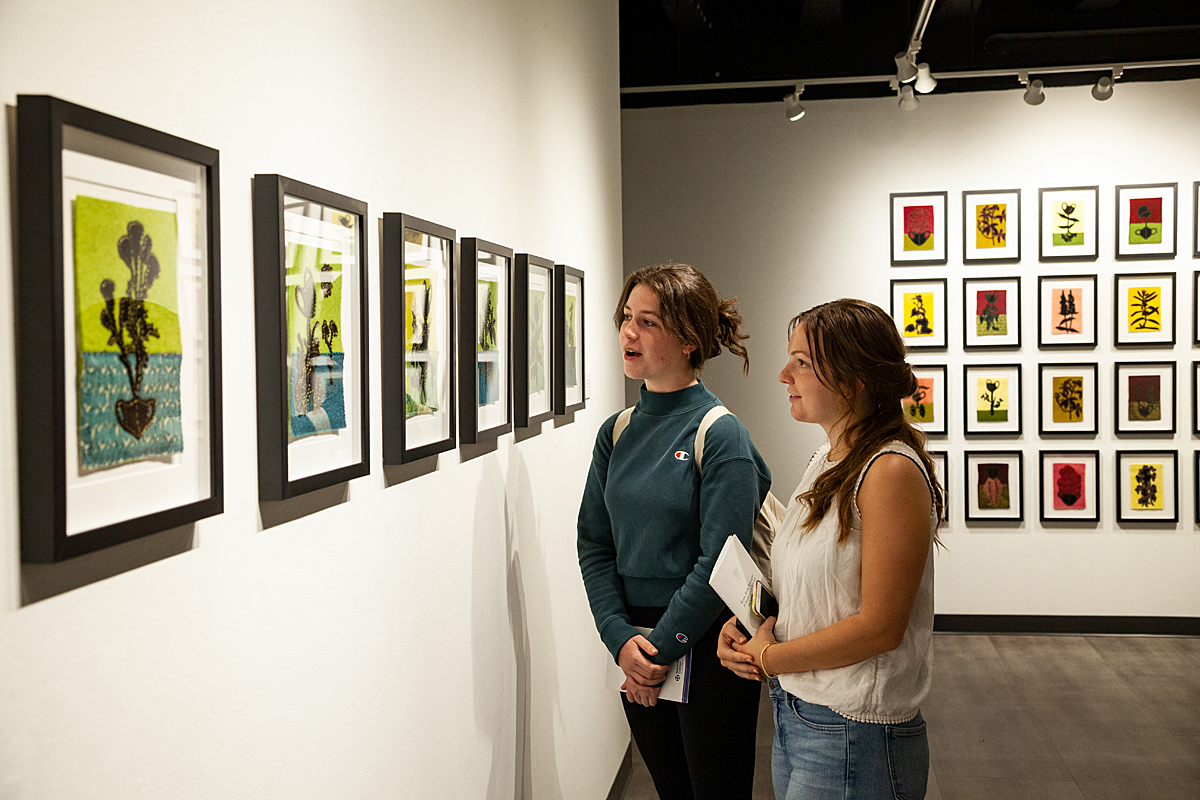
459, 238, 513, 443
928, 450, 949, 522
1038, 185, 1098, 261
1113, 361, 1176, 435
962, 189, 1020, 263
1037, 362, 1098, 436
1113, 272, 1175, 347
253, 175, 368, 499
890, 191, 948, 265
963, 276, 1021, 350
903, 365, 948, 436
1039, 450, 1100, 523
1115, 450, 1178, 523
964, 451, 1023, 522
890, 278, 948, 350
554, 265, 586, 414
381, 214, 456, 464
1115, 183, 1177, 260
514, 253, 555, 429
1037, 274, 1097, 349
16, 95, 223, 562
964, 363, 1022, 436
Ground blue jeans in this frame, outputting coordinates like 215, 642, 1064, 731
769, 682, 929, 800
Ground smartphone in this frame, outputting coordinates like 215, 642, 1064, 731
751, 580, 778, 619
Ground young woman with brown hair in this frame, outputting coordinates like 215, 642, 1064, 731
718, 298, 944, 800
578, 263, 771, 799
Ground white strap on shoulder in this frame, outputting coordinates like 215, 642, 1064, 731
611, 407, 636, 446
693, 406, 732, 472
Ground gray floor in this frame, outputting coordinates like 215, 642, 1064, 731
621, 634, 1200, 799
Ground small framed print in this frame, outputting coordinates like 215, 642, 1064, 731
1193, 270, 1199, 345
928, 450, 949, 522
1039, 450, 1100, 523
1193, 361, 1200, 435
1194, 183, 1200, 259
1115, 183, 1177, 260
1038, 363, 1098, 436
459, 238, 513, 443
963, 276, 1021, 349
964, 450, 1023, 521
1113, 272, 1175, 347
514, 254, 555, 429
1038, 274, 1097, 349
890, 278, 947, 350
381, 213, 457, 465
1114, 361, 1176, 435
903, 365, 947, 436
1039, 185, 1098, 261
963, 189, 1020, 263
253, 175, 368, 500
964, 363, 1022, 436
1115, 450, 1178, 523
554, 265, 586, 414
16, 95, 223, 561
890, 191, 948, 265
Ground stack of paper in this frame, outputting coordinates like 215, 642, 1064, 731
709, 534, 770, 635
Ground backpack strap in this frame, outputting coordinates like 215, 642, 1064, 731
611, 407, 636, 446
693, 406, 732, 473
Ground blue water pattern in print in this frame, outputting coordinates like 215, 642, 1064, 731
478, 361, 498, 405
290, 353, 346, 436
78, 352, 184, 470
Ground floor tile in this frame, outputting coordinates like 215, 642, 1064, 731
925, 700, 1072, 781
935, 776, 1086, 800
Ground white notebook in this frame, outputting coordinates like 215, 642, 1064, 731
607, 627, 692, 703
709, 534, 771, 636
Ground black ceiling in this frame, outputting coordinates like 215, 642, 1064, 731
620, 0, 1200, 107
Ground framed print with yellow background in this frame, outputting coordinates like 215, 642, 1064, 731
1116, 450, 1177, 523
1038, 274, 1097, 349
1114, 271, 1175, 347
1115, 183, 1176, 260
890, 191, 947, 265
964, 363, 1022, 436
1038, 362, 1098, 436
890, 278, 947, 350
963, 189, 1019, 263
1039, 185, 1098, 262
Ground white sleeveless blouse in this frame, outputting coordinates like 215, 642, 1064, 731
772, 441, 937, 724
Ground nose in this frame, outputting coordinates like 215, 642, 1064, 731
778, 365, 788, 384
621, 320, 636, 341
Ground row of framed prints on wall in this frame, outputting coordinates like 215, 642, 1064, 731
13, 95, 585, 563
931, 450, 1197, 525
890, 183, 1199, 265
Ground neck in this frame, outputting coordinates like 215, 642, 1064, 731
644, 375, 698, 393
823, 416, 858, 461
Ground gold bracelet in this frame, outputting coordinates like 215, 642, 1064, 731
759, 641, 779, 679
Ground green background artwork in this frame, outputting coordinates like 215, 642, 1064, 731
405, 275, 434, 352
529, 288, 547, 393
285, 235, 346, 437
285, 241, 344, 356
75, 196, 180, 353
478, 280, 499, 351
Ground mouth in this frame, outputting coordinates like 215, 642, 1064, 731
624, 349, 641, 360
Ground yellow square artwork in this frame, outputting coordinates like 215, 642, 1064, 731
902, 292, 935, 338
975, 203, 1006, 249
1126, 286, 1161, 332
976, 376, 1008, 422
1129, 463, 1164, 510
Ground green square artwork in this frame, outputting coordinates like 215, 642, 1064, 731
529, 288, 546, 393
286, 228, 347, 438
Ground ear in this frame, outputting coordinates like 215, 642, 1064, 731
681, 343, 696, 355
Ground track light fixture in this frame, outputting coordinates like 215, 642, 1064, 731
914, 64, 937, 94
894, 51, 919, 84
783, 83, 805, 121
1019, 72, 1045, 105
1091, 75, 1114, 101
898, 84, 919, 111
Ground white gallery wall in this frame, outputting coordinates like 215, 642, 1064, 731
622, 79, 1200, 618
0, 1, 630, 798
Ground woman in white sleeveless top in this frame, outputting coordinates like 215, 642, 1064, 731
718, 299, 945, 800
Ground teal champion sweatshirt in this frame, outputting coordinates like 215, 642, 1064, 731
577, 381, 771, 666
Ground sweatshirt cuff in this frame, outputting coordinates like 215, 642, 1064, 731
600, 618, 640, 664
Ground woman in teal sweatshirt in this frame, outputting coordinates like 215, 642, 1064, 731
578, 263, 771, 800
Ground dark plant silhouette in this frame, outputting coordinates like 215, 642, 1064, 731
980, 466, 1006, 508
1056, 201, 1080, 242
905, 206, 932, 247
1055, 289, 1078, 333
1053, 377, 1083, 422
1128, 376, 1160, 421
1134, 465, 1158, 508
479, 283, 498, 351
1132, 203, 1157, 241
291, 265, 340, 421
906, 384, 928, 419
1055, 465, 1083, 507
905, 295, 933, 336
99, 220, 162, 439
978, 291, 1001, 333
980, 379, 1002, 419
1128, 289, 1160, 331
976, 203, 1005, 247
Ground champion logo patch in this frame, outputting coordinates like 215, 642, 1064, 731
674, 451, 691, 461
676, 633, 688, 643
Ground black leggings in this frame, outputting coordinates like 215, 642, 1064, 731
623, 605, 761, 800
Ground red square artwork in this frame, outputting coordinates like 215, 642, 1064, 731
1052, 462, 1086, 509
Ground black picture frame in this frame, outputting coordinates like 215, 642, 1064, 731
928, 450, 949, 522
1193, 361, 1200, 436
1114, 182, 1177, 260
963, 363, 1023, 436
964, 450, 1024, 522
1194, 182, 1200, 259
1037, 274, 1097, 350
962, 188, 1020, 263
1115, 450, 1178, 523
1113, 361, 1177, 435
1195, 451, 1199, 525
890, 278, 948, 351
1037, 362, 1098, 436
514, 253, 556, 429
381, 213, 457, 464
1038, 185, 1099, 262
963, 276, 1021, 350
1113, 272, 1176, 348
890, 191, 948, 266
16, 95, 224, 562
904, 364, 948, 436
459, 238, 514, 443
1193, 270, 1200, 346
554, 265, 586, 414
1039, 450, 1101, 523
253, 175, 369, 499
